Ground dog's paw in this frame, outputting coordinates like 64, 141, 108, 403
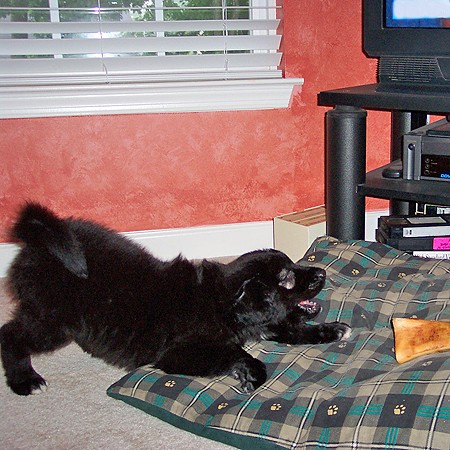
231, 357, 267, 394
7, 373, 48, 396
337, 323, 352, 340
328, 322, 352, 342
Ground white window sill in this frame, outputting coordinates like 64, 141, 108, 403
0, 78, 304, 119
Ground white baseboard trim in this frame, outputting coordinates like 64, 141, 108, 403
0, 221, 274, 278
0, 244, 20, 280
122, 221, 274, 261
0, 210, 388, 278
365, 209, 389, 241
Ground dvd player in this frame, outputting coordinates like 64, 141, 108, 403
403, 118, 450, 182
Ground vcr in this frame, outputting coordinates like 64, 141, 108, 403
403, 117, 450, 182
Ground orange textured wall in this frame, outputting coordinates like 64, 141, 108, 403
0, 0, 390, 243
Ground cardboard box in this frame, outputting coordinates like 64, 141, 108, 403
274, 206, 326, 262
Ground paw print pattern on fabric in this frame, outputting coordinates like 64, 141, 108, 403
217, 403, 228, 410
307, 255, 316, 262
394, 404, 406, 415
387, 268, 415, 281
351, 304, 377, 330
164, 380, 176, 388
254, 399, 296, 421
312, 398, 353, 427
379, 396, 421, 428
340, 264, 366, 278
328, 405, 339, 416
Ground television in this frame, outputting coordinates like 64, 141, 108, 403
363, 0, 450, 92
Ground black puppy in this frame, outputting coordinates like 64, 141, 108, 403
0, 203, 351, 396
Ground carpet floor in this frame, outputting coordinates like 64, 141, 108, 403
0, 261, 236, 449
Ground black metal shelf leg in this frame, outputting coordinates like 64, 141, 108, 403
325, 106, 367, 240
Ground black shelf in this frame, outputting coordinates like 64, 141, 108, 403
319, 83, 450, 113
358, 164, 450, 205
319, 83, 450, 240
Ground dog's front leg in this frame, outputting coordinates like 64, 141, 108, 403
229, 354, 267, 393
269, 318, 351, 345
155, 341, 267, 393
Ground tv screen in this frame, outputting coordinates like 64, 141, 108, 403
386, 0, 450, 28
363, 0, 450, 90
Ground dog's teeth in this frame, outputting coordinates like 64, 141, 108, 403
298, 300, 317, 308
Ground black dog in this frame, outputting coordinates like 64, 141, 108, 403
0, 203, 351, 396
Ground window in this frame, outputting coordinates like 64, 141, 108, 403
0, 1, 303, 118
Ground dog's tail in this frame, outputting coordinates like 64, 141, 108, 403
11, 202, 88, 279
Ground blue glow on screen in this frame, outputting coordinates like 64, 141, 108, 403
386, 0, 450, 28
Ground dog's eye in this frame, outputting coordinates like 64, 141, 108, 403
278, 269, 295, 289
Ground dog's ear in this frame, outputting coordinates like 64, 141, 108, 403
234, 276, 271, 304
198, 259, 224, 284
234, 278, 252, 303
48, 233, 88, 279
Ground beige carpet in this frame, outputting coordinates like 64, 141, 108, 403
0, 276, 234, 450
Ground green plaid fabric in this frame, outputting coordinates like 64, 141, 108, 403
107, 238, 450, 450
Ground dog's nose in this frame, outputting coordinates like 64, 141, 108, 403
315, 269, 326, 280
309, 268, 326, 288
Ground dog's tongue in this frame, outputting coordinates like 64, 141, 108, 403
298, 300, 316, 307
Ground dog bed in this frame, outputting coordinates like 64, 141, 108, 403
107, 237, 450, 450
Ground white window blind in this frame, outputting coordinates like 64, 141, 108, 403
0, 0, 304, 117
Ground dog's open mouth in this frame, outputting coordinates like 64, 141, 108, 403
298, 300, 320, 316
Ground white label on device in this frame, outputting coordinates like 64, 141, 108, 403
403, 226, 450, 237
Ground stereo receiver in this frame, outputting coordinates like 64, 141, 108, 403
403, 118, 450, 182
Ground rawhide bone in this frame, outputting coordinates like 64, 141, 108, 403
392, 318, 450, 364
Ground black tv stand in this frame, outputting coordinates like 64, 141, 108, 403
375, 83, 450, 95
318, 83, 450, 241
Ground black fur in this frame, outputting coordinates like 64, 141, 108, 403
0, 203, 351, 396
